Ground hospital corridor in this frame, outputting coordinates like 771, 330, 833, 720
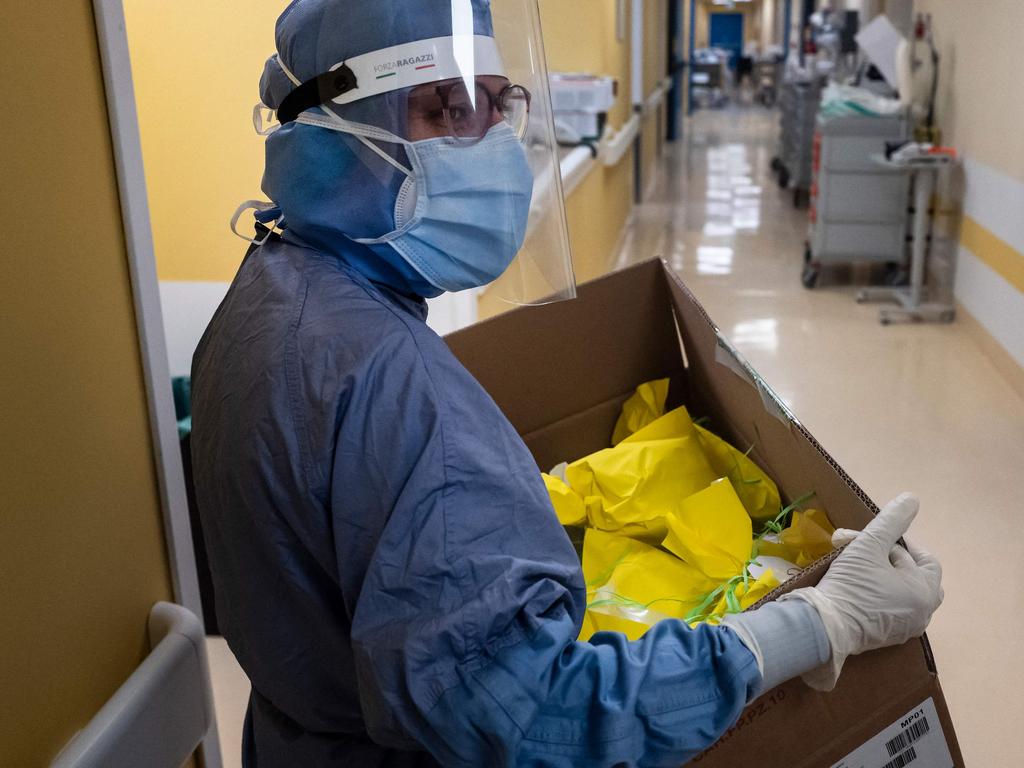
6, 2, 1024, 767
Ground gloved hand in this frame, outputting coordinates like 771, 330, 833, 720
778, 492, 944, 691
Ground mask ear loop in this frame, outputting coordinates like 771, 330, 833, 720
292, 109, 414, 176
230, 200, 283, 245
253, 103, 280, 136
354, 134, 413, 176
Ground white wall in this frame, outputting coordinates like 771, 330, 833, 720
884, 0, 914, 35
955, 158, 1024, 369
160, 282, 479, 378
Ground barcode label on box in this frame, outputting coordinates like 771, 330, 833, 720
886, 718, 930, 756
830, 698, 953, 768
881, 746, 917, 768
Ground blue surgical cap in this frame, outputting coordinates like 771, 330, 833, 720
273, 0, 494, 87
258, 0, 497, 285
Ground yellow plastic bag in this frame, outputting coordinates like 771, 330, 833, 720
618, 399, 781, 524
563, 409, 718, 542
611, 378, 670, 445
581, 529, 719, 641
693, 424, 781, 522
659, 478, 781, 624
662, 479, 753, 581
544, 403, 781, 539
619, 405, 694, 444
580, 610, 653, 642
756, 508, 837, 568
697, 570, 781, 627
543, 472, 587, 526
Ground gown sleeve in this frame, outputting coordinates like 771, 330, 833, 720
332, 330, 762, 768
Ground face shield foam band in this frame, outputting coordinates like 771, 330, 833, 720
277, 35, 505, 124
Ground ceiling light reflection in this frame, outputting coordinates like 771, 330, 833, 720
732, 211, 762, 230
731, 319, 779, 351
696, 245, 734, 275
703, 221, 736, 237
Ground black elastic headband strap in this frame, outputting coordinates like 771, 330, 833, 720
276, 63, 359, 125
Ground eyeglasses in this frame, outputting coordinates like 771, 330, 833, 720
407, 78, 532, 144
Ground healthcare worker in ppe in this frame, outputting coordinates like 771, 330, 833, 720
190, 1, 944, 766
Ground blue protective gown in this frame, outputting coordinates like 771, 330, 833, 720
190, 235, 762, 767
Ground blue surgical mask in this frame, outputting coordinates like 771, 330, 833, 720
294, 111, 534, 292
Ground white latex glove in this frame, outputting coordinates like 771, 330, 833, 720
779, 492, 944, 691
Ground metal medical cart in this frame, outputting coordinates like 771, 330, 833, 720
801, 112, 911, 288
755, 58, 783, 107
772, 78, 823, 206
856, 153, 958, 324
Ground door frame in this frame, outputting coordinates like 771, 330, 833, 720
92, 2, 221, 766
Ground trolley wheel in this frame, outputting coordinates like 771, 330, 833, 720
883, 262, 909, 287
880, 316, 892, 326
801, 263, 820, 289
770, 156, 782, 172
940, 309, 956, 323
777, 167, 790, 189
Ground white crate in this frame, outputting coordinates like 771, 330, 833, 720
549, 73, 617, 113
552, 111, 604, 141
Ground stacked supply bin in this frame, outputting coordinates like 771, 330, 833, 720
801, 112, 911, 288
771, 78, 824, 207
549, 73, 617, 142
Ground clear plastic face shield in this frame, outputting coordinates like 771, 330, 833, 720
269, 0, 576, 305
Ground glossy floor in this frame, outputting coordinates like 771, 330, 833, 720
205, 104, 1024, 767
618, 104, 1024, 764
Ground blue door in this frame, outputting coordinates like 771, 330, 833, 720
709, 12, 744, 70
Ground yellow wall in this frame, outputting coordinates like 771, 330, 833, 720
568, 154, 637, 283
537, 0, 639, 279
1, 4, 177, 765
640, 0, 670, 195
124, 1, 286, 283
540, 0, 634, 130
644, 0, 670, 97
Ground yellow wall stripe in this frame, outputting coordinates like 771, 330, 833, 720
960, 214, 1024, 295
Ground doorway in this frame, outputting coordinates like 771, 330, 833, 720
709, 12, 744, 69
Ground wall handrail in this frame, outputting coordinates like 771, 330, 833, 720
644, 76, 675, 116
600, 115, 642, 167
50, 603, 217, 768
560, 145, 598, 196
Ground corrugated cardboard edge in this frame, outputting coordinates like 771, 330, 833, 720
660, 260, 942, 675
659, 260, 960, 765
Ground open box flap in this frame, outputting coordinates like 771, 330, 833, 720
445, 260, 687, 455
661, 261, 881, 532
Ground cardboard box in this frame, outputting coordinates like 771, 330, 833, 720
446, 260, 963, 767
